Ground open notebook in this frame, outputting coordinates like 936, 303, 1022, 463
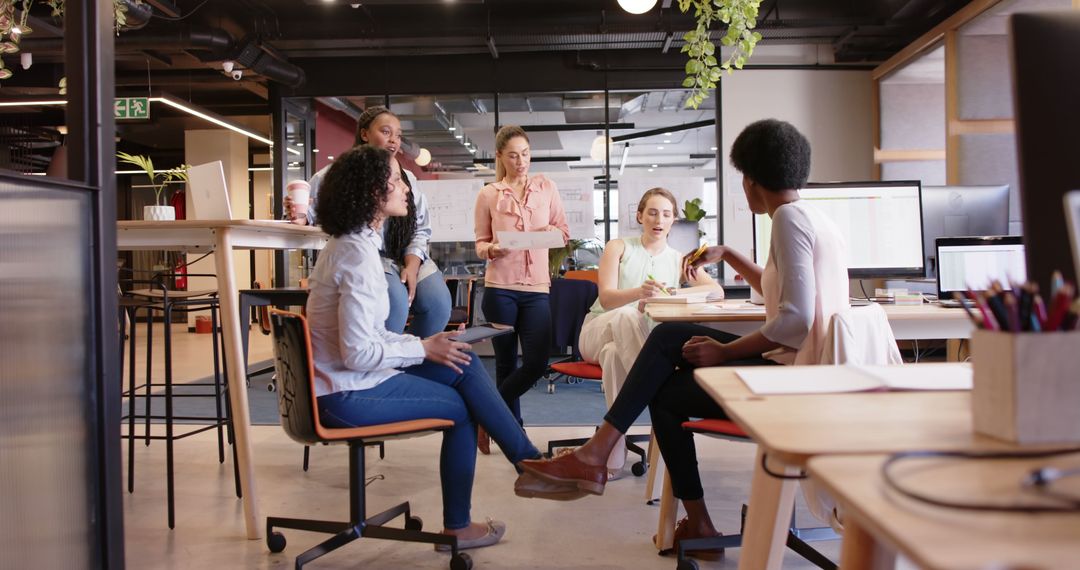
734, 363, 972, 395
643, 284, 724, 304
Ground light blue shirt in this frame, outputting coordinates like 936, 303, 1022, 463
305, 227, 426, 396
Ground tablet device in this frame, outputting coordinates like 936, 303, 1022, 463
451, 325, 514, 344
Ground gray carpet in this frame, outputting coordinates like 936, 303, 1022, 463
134, 357, 650, 427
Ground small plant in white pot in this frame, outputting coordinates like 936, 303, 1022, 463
117, 151, 188, 221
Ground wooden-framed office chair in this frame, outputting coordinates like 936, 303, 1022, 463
264, 309, 473, 570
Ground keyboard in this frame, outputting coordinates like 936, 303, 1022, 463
938, 298, 974, 309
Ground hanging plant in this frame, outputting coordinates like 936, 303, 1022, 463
0, 0, 137, 86
678, 0, 763, 109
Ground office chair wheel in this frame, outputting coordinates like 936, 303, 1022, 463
676, 559, 699, 570
405, 515, 423, 531
449, 552, 472, 570
631, 461, 647, 477
547, 383, 555, 394
266, 531, 286, 553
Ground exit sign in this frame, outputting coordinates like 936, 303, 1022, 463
114, 97, 150, 120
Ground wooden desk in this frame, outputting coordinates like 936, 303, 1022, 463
693, 365, 1020, 570
647, 302, 973, 341
808, 453, 1080, 569
117, 220, 327, 539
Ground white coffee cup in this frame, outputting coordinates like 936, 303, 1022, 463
749, 286, 765, 305
287, 180, 311, 217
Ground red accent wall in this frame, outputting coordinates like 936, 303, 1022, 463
314, 102, 356, 172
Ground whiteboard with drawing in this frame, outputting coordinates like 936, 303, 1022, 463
415, 179, 485, 242
545, 173, 597, 240
616, 174, 705, 236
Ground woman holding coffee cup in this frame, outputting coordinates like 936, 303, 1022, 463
290, 106, 452, 338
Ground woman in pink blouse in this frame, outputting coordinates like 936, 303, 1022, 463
474, 126, 569, 451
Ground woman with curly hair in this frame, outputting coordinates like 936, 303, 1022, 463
306, 144, 543, 551
473, 125, 569, 452
516, 120, 850, 560
290, 105, 452, 338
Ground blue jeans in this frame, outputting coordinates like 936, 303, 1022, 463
317, 355, 540, 530
385, 268, 452, 338
481, 288, 552, 424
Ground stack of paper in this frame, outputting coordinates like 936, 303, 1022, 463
643, 285, 725, 304
733, 363, 972, 395
694, 301, 767, 315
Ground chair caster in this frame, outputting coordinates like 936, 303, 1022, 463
405, 515, 423, 531
676, 559, 699, 570
547, 383, 555, 394
450, 552, 473, 570
631, 461, 648, 477
266, 530, 286, 553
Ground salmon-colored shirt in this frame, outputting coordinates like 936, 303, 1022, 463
475, 175, 570, 292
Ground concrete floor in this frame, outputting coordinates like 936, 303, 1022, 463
121, 324, 841, 569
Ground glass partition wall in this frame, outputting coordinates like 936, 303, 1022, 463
298, 89, 721, 278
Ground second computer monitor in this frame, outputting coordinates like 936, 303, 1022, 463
753, 180, 925, 278
921, 185, 1010, 278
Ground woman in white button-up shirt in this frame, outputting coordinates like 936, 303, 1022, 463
305, 144, 542, 550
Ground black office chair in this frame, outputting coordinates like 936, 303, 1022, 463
265, 309, 473, 570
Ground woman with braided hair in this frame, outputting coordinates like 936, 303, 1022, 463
289, 105, 452, 338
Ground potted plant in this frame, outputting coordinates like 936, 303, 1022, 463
117, 151, 188, 221
681, 197, 707, 240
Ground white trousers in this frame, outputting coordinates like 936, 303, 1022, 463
578, 305, 652, 470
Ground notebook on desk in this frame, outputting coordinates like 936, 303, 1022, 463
935, 236, 1026, 307
734, 363, 972, 395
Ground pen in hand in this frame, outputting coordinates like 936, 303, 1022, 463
647, 274, 673, 296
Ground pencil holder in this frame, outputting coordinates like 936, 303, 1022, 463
972, 329, 1080, 444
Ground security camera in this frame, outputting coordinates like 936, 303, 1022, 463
231, 69, 243, 81
221, 60, 235, 73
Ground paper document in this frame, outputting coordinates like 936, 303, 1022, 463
694, 302, 767, 315
496, 230, 565, 250
734, 362, 972, 395
642, 285, 725, 304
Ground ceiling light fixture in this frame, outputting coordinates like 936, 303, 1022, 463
663, 139, 671, 144
415, 148, 432, 167
617, 0, 657, 15
590, 135, 613, 161
657, 146, 665, 150
710, 146, 718, 151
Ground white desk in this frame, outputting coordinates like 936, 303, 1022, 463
117, 220, 327, 539
646, 301, 974, 341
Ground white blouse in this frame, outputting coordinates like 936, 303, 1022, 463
305, 228, 425, 397
760, 200, 850, 365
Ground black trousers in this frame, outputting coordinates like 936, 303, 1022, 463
604, 322, 777, 500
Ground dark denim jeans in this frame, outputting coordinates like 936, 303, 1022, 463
480, 287, 552, 424
605, 322, 778, 500
317, 355, 539, 529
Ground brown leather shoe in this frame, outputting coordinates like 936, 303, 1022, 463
477, 426, 490, 455
667, 517, 724, 561
514, 472, 589, 501
519, 452, 607, 495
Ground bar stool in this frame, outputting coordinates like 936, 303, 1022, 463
118, 271, 238, 528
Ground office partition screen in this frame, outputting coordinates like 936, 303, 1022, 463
753, 181, 925, 278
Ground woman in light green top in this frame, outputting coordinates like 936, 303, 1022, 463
577, 187, 720, 477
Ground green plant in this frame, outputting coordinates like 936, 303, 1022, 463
0, 0, 134, 85
548, 238, 587, 279
117, 151, 189, 206
682, 197, 706, 222
678, 0, 763, 109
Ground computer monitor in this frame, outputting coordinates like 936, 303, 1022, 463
921, 185, 1010, 278
1012, 11, 1080, 291
935, 236, 1026, 301
752, 180, 925, 278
